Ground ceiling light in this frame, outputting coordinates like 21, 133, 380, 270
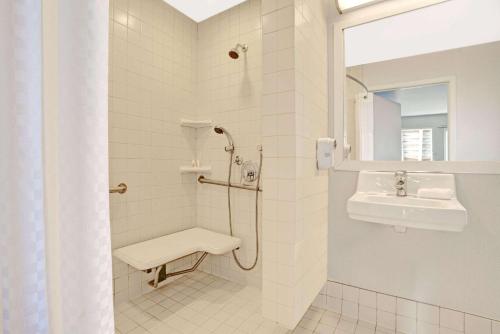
336, 0, 386, 13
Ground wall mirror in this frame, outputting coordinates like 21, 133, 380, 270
332, 0, 500, 173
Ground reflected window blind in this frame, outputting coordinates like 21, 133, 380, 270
401, 129, 433, 161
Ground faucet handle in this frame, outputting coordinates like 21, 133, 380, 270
394, 170, 408, 196
395, 170, 407, 177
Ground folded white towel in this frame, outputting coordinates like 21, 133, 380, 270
417, 188, 453, 200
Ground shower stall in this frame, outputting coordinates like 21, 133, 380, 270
1, 0, 328, 332
108, 0, 265, 313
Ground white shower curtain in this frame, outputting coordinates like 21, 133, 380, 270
0, 1, 114, 334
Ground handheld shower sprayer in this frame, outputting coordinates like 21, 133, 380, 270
214, 126, 234, 152
213, 125, 262, 271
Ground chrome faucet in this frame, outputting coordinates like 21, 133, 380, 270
395, 170, 407, 197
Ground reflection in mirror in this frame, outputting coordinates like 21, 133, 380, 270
346, 77, 449, 161
342, 0, 500, 162
377, 84, 448, 162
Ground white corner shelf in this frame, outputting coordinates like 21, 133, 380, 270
180, 166, 212, 174
180, 119, 212, 129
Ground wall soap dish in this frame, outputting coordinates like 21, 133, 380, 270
180, 119, 212, 128
180, 166, 212, 174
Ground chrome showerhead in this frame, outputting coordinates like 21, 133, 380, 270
214, 126, 235, 152
228, 43, 248, 59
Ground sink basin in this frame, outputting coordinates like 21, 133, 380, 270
347, 172, 467, 232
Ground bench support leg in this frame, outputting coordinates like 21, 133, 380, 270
149, 252, 209, 288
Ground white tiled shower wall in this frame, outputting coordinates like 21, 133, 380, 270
195, 0, 264, 288
292, 0, 329, 325
108, 0, 199, 303
260, 0, 299, 328
108, 0, 265, 301
261, 0, 330, 328
313, 280, 500, 334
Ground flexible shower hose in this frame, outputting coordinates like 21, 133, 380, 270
226, 147, 262, 271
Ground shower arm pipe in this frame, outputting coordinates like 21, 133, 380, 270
197, 176, 262, 192
234, 43, 248, 51
346, 74, 370, 94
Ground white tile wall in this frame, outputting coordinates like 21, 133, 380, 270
440, 308, 464, 332
493, 321, 500, 334
261, 0, 329, 329
313, 280, 500, 334
109, 0, 199, 303
109, 0, 265, 303
289, 0, 329, 327
261, 0, 298, 328
465, 314, 492, 334
195, 0, 263, 287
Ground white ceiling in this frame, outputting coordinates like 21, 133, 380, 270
376, 84, 448, 117
344, 0, 500, 67
163, 0, 247, 22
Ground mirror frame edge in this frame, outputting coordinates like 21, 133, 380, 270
329, 0, 500, 174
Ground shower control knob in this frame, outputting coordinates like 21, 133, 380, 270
234, 155, 243, 165
241, 160, 258, 184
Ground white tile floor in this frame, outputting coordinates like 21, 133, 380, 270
114, 271, 394, 334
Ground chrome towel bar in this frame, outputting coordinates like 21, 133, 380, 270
197, 176, 262, 192
109, 183, 127, 194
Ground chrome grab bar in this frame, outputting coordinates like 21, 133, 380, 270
109, 183, 127, 194
197, 176, 262, 192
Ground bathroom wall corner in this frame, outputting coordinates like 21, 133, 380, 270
261, 0, 330, 329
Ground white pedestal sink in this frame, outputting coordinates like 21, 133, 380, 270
347, 171, 467, 232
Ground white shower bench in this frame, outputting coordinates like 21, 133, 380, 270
113, 227, 241, 288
